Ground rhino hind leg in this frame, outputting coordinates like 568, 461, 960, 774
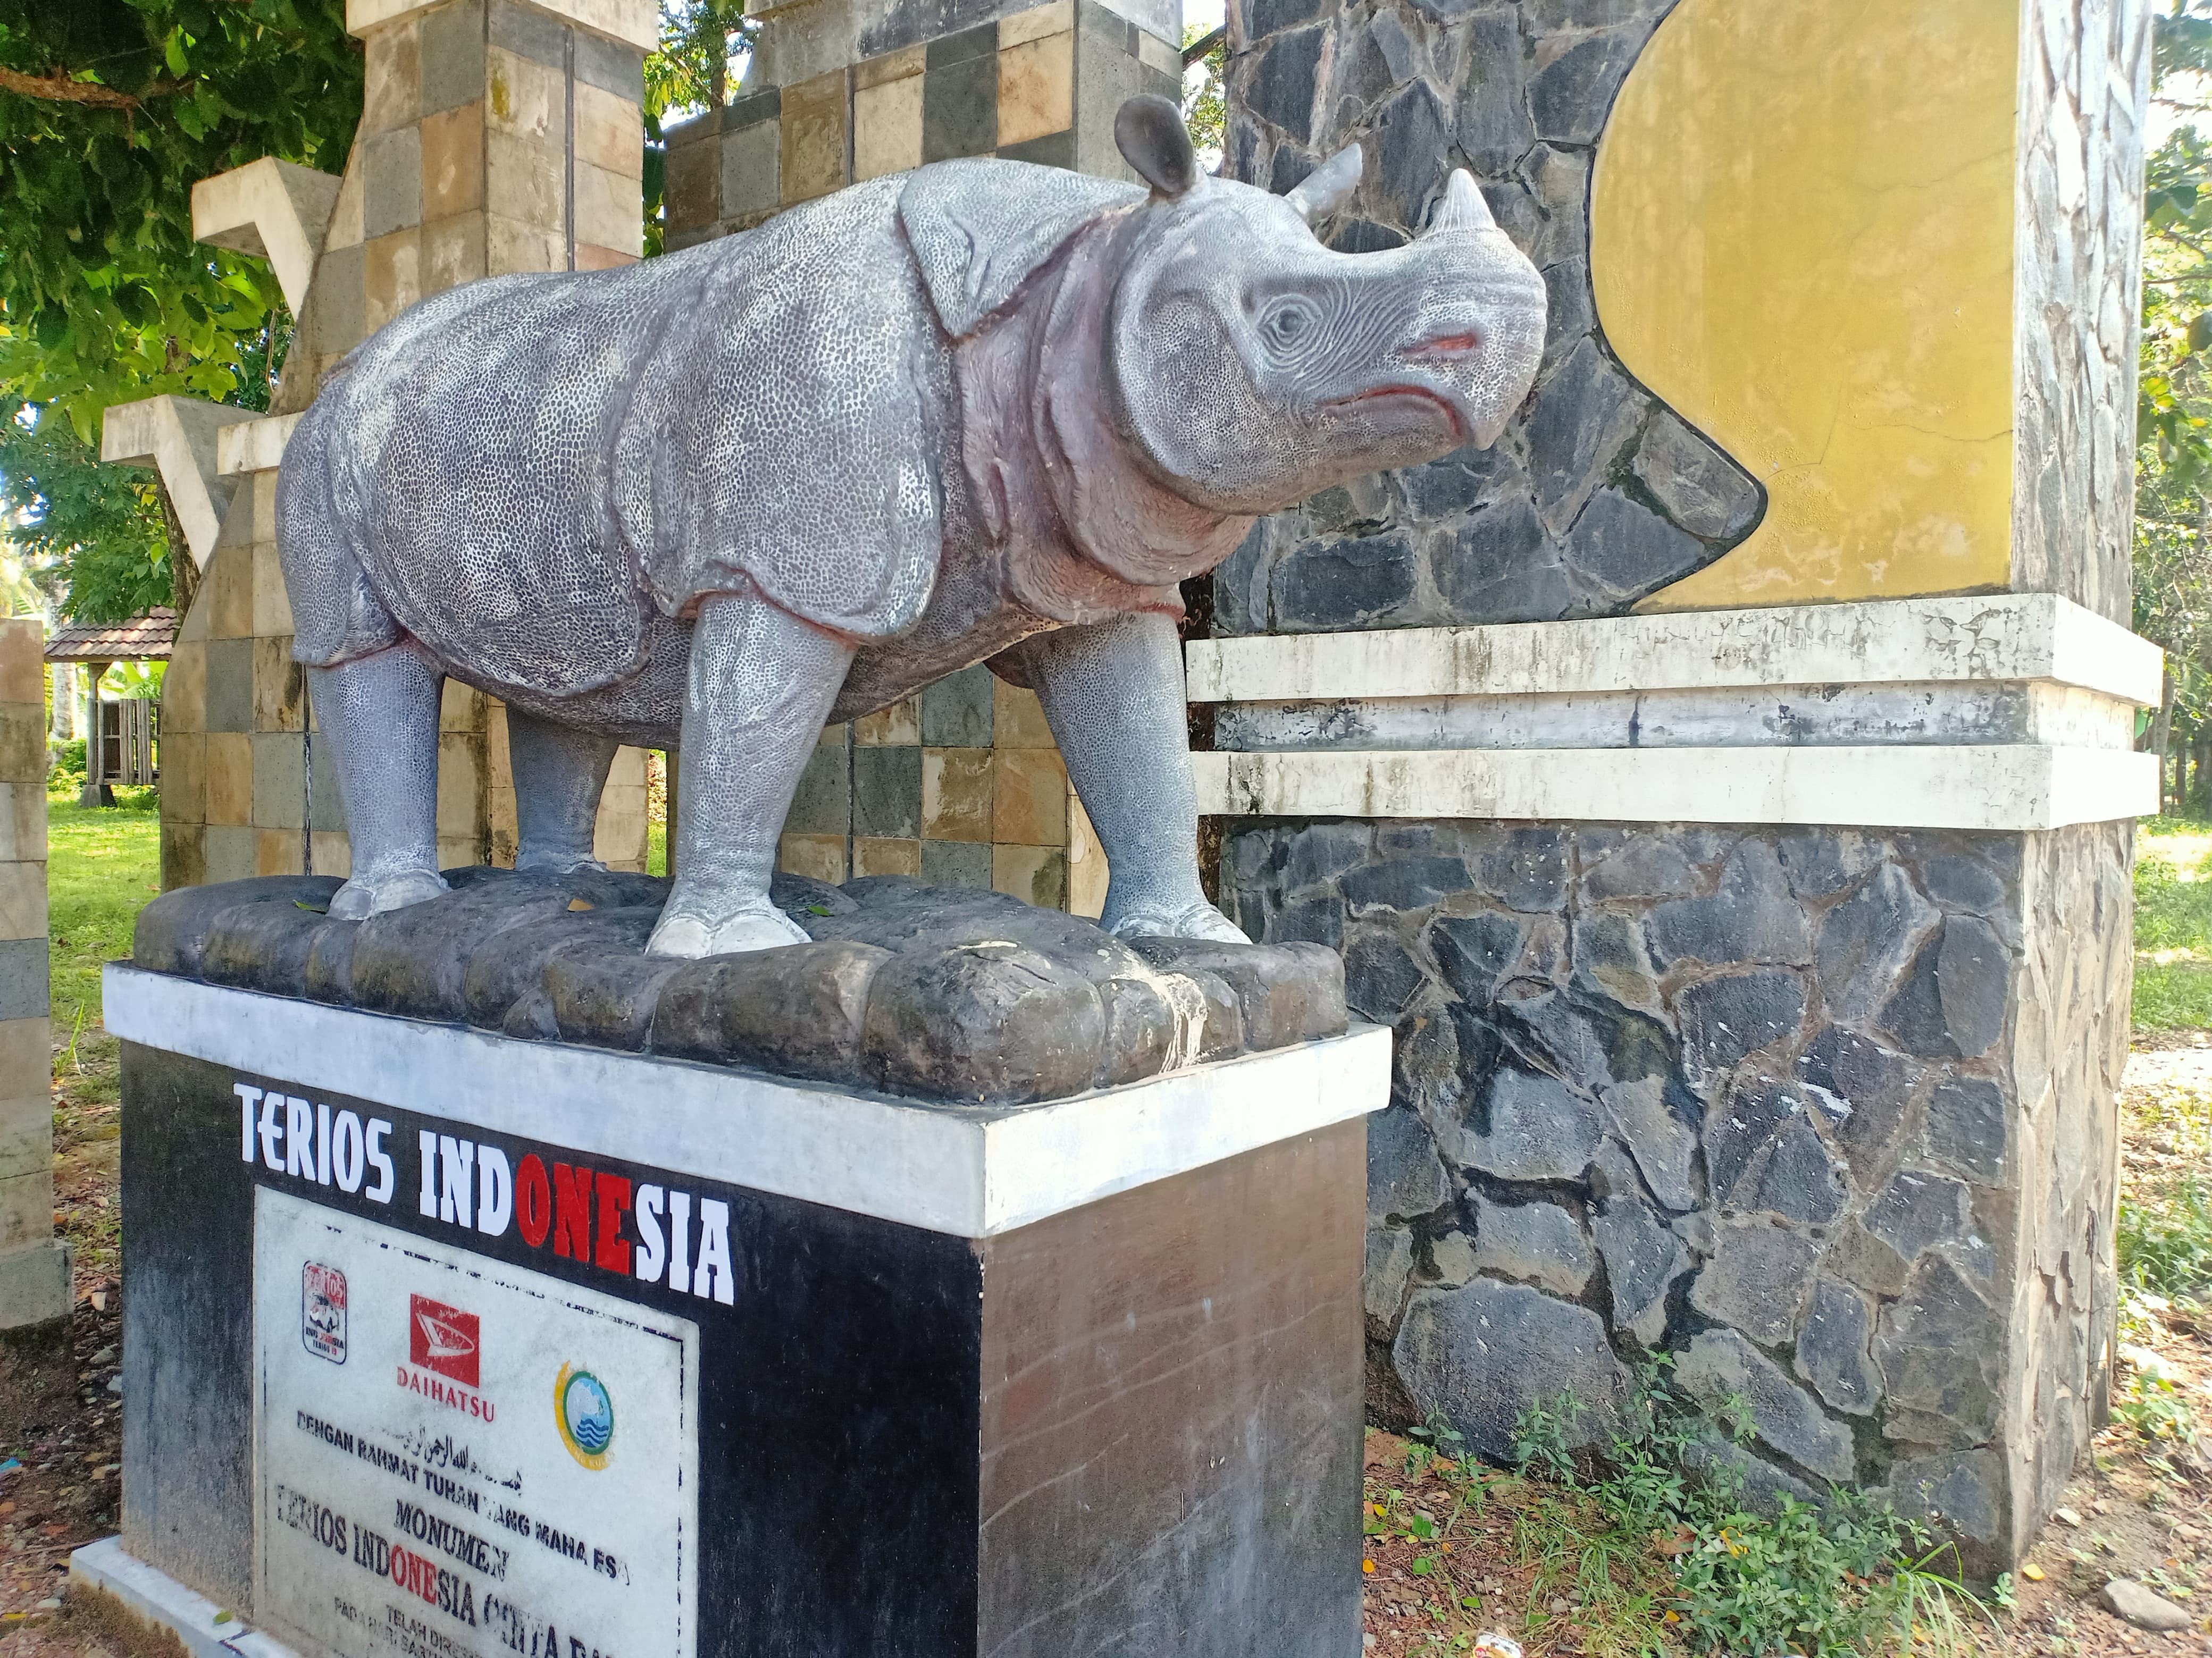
1021, 613, 1249, 945
308, 642, 450, 921
508, 710, 619, 874
647, 591, 856, 960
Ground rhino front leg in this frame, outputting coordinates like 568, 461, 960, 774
308, 642, 450, 920
647, 592, 856, 960
508, 710, 619, 874
1023, 612, 1248, 944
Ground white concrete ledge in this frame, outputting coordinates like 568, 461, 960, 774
102, 969, 1390, 1238
98, 397, 261, 569
191, 158, 341, 316
215, 412, 299, 477
347, 0, 657, 49
1214, 680, 2138, 755
1194, 745, 2159, 832
70, 1536, 298, 1658
1186, 595, 2163, 708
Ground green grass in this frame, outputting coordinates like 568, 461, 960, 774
48, 783, 161, 1076
2134, 815, 2212, 1028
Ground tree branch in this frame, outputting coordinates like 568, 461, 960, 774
0, 66, 183, 109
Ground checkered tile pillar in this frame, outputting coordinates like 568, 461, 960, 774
668, 0, 1181, 911
0, 619, 65, 1328
163, 0, 656, 890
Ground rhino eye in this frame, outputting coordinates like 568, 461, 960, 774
1261, 299, 1320, 350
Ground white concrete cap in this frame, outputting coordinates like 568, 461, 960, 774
346, 0, 657, 50
1187, 594, 2165, 709
216, 413, 301, 477
103, 969, 1390, 1238
98, 397, 261, 569
191, 158, 342, 317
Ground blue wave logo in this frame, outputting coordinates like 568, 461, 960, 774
556, 1365, 614, 1469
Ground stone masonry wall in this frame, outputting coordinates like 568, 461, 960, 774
1212, 0, 1764, 636
1221, 816, 2130, 1570
2009, 0, 2150, 627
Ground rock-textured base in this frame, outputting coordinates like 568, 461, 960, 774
133, 871, 1347, 1105
1226, 817, 2131, 1574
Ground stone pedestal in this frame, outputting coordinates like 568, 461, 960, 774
86, 959, 1381, 1656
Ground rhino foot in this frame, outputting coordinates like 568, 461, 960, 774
328, 867, 450, 921
646, 902, 811, 960
1105, 898, 1250, 945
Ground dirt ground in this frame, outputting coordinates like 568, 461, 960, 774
0, 1040, 2205, 1655
0, 1026, 122, 1651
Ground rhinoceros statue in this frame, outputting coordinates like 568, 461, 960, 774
276, 96, 1545, 957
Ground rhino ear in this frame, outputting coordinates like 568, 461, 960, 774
1284, 144, 1361, 224
1115, 95, 1200, 199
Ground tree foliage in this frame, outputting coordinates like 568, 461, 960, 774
1182, 23, 1225, 167
0, 403, 172, 623
642, 0, 751, 254
2138, 2, 2212, 803
0, 0, 354, 621
0, 0, 361, 440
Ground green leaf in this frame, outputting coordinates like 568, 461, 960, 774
163, 26, 190, 77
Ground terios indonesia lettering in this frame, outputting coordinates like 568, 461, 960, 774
231, 1079, 736, 1305
420, 1135, 738, 1307
235, 1083, 397, 1202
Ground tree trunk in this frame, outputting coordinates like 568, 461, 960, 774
2150, 664, 2176, 812
159, 484, 200, 620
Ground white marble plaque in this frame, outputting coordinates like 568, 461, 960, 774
253, 1189, 699, 1658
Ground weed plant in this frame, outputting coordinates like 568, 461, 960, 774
2121, 1176, 2212, 1300
1504, 1362, 2003, 1657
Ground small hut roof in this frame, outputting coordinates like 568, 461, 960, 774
43, 609, 177, 664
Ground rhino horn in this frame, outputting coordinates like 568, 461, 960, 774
1423, 169, 1496, 236
1283, 144, 1361, 224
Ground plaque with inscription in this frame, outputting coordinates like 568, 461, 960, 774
253, 1189, 700, 1658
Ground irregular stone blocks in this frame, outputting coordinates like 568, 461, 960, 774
1229, 817, 2129, 1573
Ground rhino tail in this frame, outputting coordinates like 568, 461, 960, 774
275, 401, 404, 670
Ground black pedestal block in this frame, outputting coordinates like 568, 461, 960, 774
117, 1002, 1371, 1658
